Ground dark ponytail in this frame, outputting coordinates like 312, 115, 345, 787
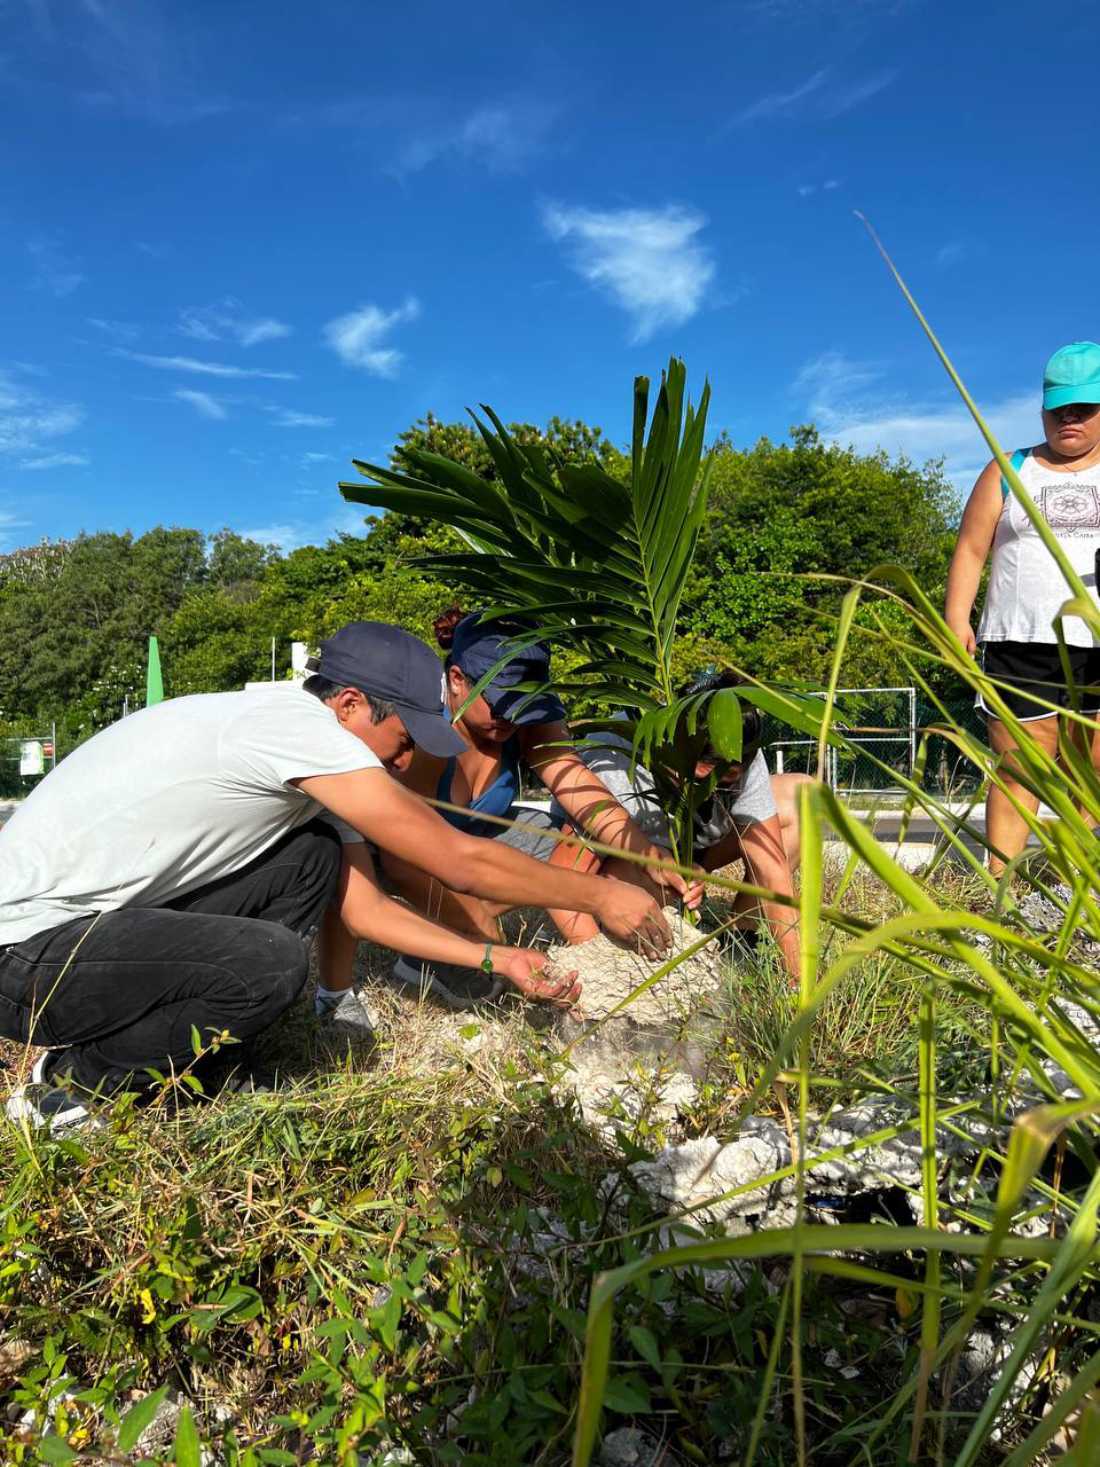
432, 605, 466, 669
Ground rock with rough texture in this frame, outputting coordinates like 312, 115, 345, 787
562, 1048, 699, 1135
627, 1128, 790, 1222
600, 1426, 677, 1465
545, 910, 724, 1028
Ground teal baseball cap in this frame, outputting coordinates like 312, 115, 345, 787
1043, 341, 1100, 410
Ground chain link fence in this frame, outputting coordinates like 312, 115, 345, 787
765, 688, 989, 799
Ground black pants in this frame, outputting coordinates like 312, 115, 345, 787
0, 822, 341, 1094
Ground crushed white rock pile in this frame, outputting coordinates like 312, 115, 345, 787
543, 908, 725, 1027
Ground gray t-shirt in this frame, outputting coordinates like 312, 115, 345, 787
0, 686, 381, 947
555, 732, 776, 853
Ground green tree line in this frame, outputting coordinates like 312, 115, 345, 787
0, 415, 961, 791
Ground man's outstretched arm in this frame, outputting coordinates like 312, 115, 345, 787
295, 768, 671, 954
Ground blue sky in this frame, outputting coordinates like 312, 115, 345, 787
2, 0, 1097, 554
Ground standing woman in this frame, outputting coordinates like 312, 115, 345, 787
944, 342, 1100, 875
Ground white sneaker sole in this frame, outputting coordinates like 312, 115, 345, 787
5, 1054, 95, 1133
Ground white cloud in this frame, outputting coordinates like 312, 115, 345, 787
235, 523, 302, 551
323, 298, 421, 377
731, 70, 830, 126
0, 370, 85, 460
393, 102, 555, 176
729, 67, 895, 128
238, 505, 369, 552
27, 236, 85, 297
178, 300, 291, 347
0, 511, 34, 552
20, 451, 90, 470
301, 451, 334, 465
87, 316, 141, 342
266, 408, 335, 429
797, 349, 1039, 489
28, 0, 231, 124
174, 388, 227, 420
542, 203, 715, 343
118, 350, 297, 381
936, 239, 979, 269
822, 69, 897, 118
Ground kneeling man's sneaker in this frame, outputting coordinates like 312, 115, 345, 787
389, 955, 504, 1011
6, 1053, 95, 1134
315, 986, 378, 1036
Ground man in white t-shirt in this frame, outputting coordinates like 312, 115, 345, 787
0, 621, 669, 1129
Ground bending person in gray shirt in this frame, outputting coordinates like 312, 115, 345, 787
551, 674, 810, 983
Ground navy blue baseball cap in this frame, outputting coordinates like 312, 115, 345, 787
317, 621, 466, 757
450, 613, 566, 726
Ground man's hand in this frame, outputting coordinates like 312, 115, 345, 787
594, 879, 671, 956
494, 947, 581, 1007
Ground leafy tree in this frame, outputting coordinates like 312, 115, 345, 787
206, 528, 277, 593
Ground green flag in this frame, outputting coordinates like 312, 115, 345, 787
146, 635, 164, 707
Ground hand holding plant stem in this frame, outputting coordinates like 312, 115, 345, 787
493, 946, 581, 1007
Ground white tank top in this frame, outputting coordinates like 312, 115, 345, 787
978, 449, 1100, 648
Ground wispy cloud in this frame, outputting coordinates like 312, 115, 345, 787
20, 451, 90, 470
117, 350, 297, 381
0, 511, 34, 552
238, 505, 370, 553
301, 451, 334, 465
178, 299, 291, 348
728, 66, 896, 128
936, 238, 981, 269
822, 68, 897, 117
27, 0, 232, 124
0, 370, 85, 461
323, 298, 420, 377
174, 388, 227, 420
27, 236, 85, 297
542, 202, 715, 343
797, 349, 1037, 489
392, 101, 556, 176
87, 316, 141, 342
797, 178, 841, 198
295, 95, 556, 178
265, 408, 335, 429
731, 69, 830, 126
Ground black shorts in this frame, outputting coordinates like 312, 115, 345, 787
978, 640, 1100, 722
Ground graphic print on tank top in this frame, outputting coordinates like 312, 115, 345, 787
1038, 480, 1100, 534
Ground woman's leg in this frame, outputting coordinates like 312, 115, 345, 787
544, 829, 602, 943
378, 849, 505, 939
986, 714, 1059, 876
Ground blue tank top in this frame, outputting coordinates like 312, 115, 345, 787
436, 737, 522, 837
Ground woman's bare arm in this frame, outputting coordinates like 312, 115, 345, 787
521, 722, 696, 904
944, 459, 1005, 656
